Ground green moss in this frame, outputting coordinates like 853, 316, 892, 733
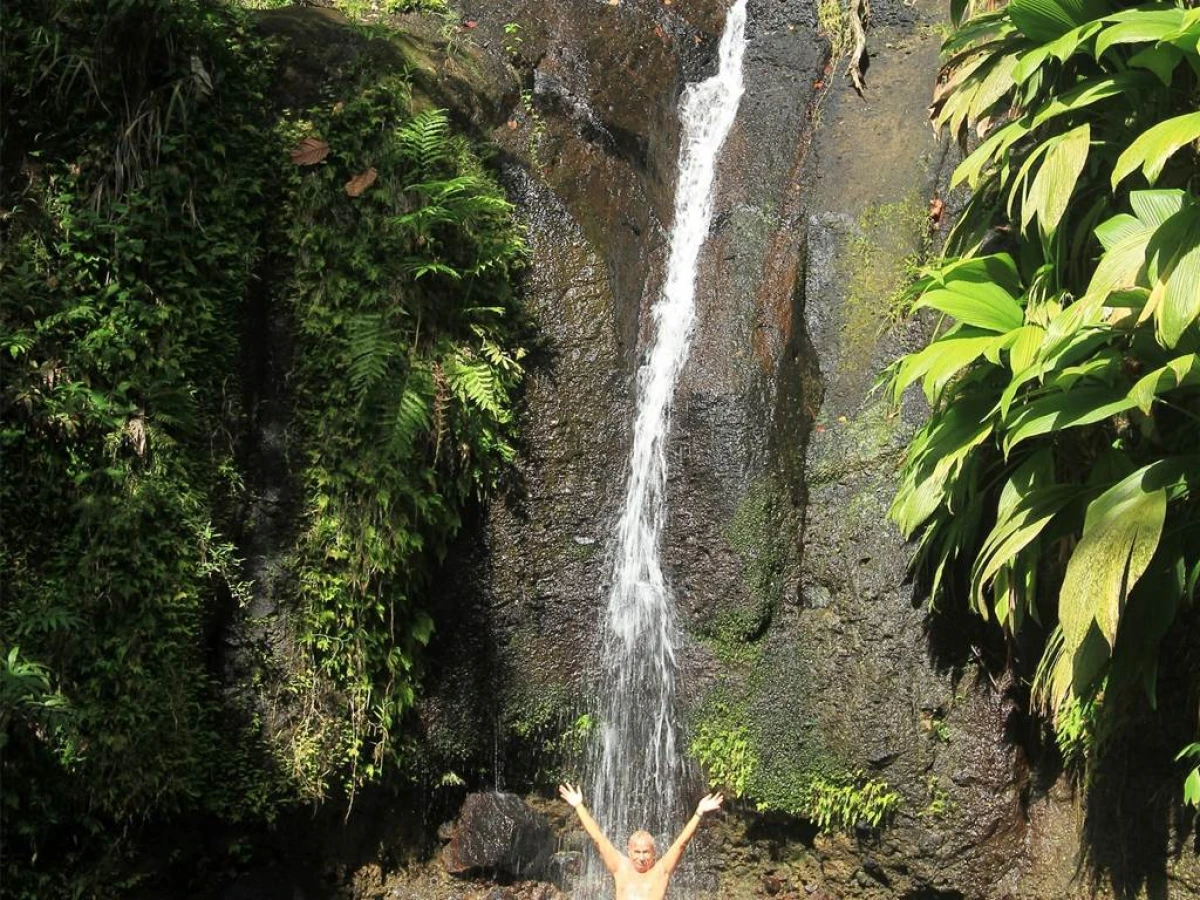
498, 676, 591, 785
838, 189, 932, 372
920, 775, 957, 820
695, 476, 799, 663
817, 0, 852, 58
562, 534, 600, 560
240, 0, 447, 19
809, 397, 906, 487
691, 646, 902, 834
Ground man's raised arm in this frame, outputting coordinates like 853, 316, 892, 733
559, 783, 624, 874
657, 792, 724, 875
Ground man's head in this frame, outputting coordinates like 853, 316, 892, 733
627, 830, 656, 873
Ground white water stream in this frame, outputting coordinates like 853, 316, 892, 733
587, 0, 748, 875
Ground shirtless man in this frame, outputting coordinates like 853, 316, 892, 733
558, 782, 724, 900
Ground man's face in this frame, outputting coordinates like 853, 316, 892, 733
628, 835, 656, 873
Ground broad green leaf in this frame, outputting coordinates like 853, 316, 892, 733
891, 400, 996, 536
1094, 8, 1186, 59
1026, 123, 1091, 236
1131, 188, 1189, 227
953, 72, 1149, 189
1084, 214, 1153, 302
913, 286, 1025, 333
997, 449, 1057, 522
999, 326, 1112, 418
1145, 205, 1200, 346
1010, 0, 1110, 42
1127, 43, 1185, 85
1094, 212, 1145, 250
943, 11, 1019, 54
1012, 20, 1104, 82
933, 254, 1025, 295
1071, 625, 1115, 701
411, 612, 435, 645
968, 52, 1021, 121
972, 480, 1080, 618
1011, 136, 1060, 222
1040, 295, 1105, 361
1113, 112, 1200, 187
1059, 464, 1169, 651
1160, 8, 1200, 52
1054, 350, 1121, 390
890, 330, 1001, 404
1128, 354, 1200, 414
1184, 767, 1200, 806
1004, 384, 1135, 452
1109, 549, 1184, 704
1009, 324, 1046, 373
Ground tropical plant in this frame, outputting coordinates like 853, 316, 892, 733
275, 86, 529, 797
1, 1, 283, 894
887, 0, 1200, 794
2, 1, 529, 893
803, 772, 903, 832
691, 713, 757, 798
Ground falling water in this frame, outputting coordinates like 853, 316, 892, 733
588, 0, 748, 867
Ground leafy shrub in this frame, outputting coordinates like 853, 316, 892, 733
804, 772, 902, 832
887, 0, 1200, 793
1, 0, 528, 892
690, 707, 757, 799
274, 83, 528, 796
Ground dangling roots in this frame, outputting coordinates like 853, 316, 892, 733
847, 0, 869, 93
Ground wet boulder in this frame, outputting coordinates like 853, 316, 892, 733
545, 851, 583, 892
442, 792, 555, 878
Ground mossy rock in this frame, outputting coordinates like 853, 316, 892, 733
256, 6, 518, 130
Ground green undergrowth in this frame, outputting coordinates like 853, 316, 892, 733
689, 682, 898, 834
1, 1, 528, 895
274, 73, 528, 799
239, 0, 446, 19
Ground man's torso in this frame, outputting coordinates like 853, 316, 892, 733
613, 862, 670, 900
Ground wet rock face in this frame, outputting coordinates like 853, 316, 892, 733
421, 0, 829, 767
443, 792, 556, 878
408, 2, 1200, 899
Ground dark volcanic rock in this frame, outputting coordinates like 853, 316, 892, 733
545, 851, 583, 892
443, 793, 556, 878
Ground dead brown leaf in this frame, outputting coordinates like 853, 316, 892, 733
289, 136, 330, 166
344, 167, 378, 197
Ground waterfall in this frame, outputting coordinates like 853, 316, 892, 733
588, 0, 748, 869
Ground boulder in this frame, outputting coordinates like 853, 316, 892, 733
442, 792, 555, 878
545, 851, 583, 892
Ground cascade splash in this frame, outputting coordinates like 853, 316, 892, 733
588, 0, 748, 870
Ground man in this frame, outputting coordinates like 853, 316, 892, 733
558, 782, 724, 900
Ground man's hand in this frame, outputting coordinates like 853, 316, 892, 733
558, 783, 584, 808
696, 792, 724, 816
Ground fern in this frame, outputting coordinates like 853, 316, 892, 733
389, 364, 434, 456
396, 108, 451, 176
443, 350, 508, 420
347, 312, 399, 396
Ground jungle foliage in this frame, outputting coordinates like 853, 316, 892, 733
276, 85, 528, 798
888, 0, 1200, 789
0, 0, 527, 895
